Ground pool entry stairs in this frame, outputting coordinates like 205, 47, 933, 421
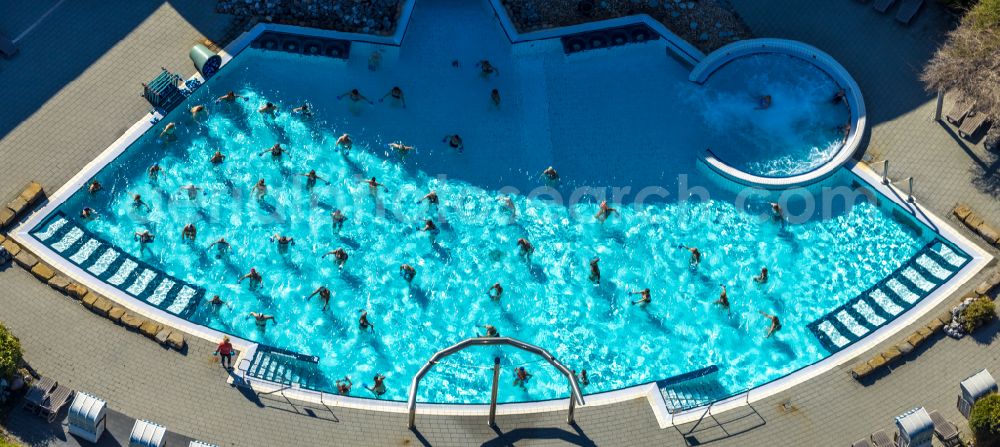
244, 345, 323, 391
658, 365, 726, 414
31, 213, 203, 318
807, 239, 970, 353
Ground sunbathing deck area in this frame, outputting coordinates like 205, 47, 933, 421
2, 1, 999, 446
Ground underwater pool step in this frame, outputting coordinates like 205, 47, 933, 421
245, 345, 321, 391
807, 240, 971, 353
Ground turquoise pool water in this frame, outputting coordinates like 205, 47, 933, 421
36, 1, 930, 404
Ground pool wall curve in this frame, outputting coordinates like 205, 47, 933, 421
9, 14, 990, 429
690, 38, 866, 189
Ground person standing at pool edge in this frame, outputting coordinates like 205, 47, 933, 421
215, 336, 234, 369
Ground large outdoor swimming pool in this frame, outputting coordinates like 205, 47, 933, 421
27, 1, 958, 405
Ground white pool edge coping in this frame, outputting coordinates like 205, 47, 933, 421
690, 38, 867, 189
7, 13, 992, 429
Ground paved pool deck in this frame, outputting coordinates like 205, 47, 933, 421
2, 0, 1000, 446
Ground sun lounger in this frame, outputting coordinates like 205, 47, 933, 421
871, 429, 898, 447
928, 410, 961, 447
852, 438, 873, 447
22, 376, 57, 413
947, 97, 974, 125
39, 383, 73, 423
896, 0, 924, 23
874, 0, 896, 13
959, 112, 989, 139
0, 33, 16, 59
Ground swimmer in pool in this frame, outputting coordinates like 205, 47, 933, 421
179, 184, 201, 200
159, 122, 176, 140
477, 60, 499, 77
215, 91, 242, 103
252, 179, 267, 200
579, 369, 590, 386
833, 88, 846, 104
755, 95, 772, 110
442, 134, 464, 153
88, 180, 102, 194
336, 377, 353, 395
754, 267, 769, 284
132, 194, 151, 211
249, 312, 276, 327
595, 200, 619, 223
336, 133, 353, 154
517, 238, 534, 260
210, 150, 225, 163
365, 373, 387, 397
399, 264, 416, 283
323, 248, 349, 269
482, 324, 499, 337
208, 295, 227, 308
292, 103, 312, 116
190, 104, 207, 119
148, 163, 164, 181
359, 310, 374, 331
513, 367, 532, 389
631, 288, 651, 305
379, 86, 406, 108
207, 237, 231, 255
499, 195, 517, 219
299, 170, 329, 188
258, 143, 288, 158
541, 166, 559, 182
418, 191, 439, 207
838, 122, 851, 141
305, 286, 331, 310
389, 142, 414, 156
361, 177, 387, 196
681, 245, 701, 266
715, 285, 730, 311
181, 223, 197, 241
337, 89, 373, 104
422, 219, 439, 243
759, 311, 781, 338
80, 207, 97, 220
270, 234, 295, 251
368, 50, 382, 70
770, 202, 783, 220
589, 257, 601, 284
331, 209, 347, 231
258, 102, 278, 114
488, 283, 503, 300
491, 88, 501, 107
238, 268, 263, 286
134, 230, 154, 244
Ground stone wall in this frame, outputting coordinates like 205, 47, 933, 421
216, 0, 403, 36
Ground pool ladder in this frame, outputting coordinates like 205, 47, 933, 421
878, 160, 916, 203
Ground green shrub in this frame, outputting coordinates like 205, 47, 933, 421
962, 296, 997, 333
971, 393, 1000, 446
0, 322, 22, 380
969, 0, 1000, 30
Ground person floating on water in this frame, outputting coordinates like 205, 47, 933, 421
399, 264, 416, 283
361, 177, 387, 196
179, 184, 201, 200
517, 238, 534, 260
258, 102, 277, 114
331, 209, 347, 231
258, 143, 288, 158
238, 268, 263, 287
88, 180, 102, 194
132, 194, 151, 211
181, 223, 197, 242
759, 311, 781, 338
207, 237, 231, 256
631, 288, 651, 306
159, 123, 177, 141
595, 200, 619, 223
299, 170, 329, 188
754, 267, 769, 284
249, 312, 277, 328
491, 88, 501, 107
134, 230, 154, 245
513, 367, 532, 389
379, 86, 406, 108
337, 89, 373, 104
80, 207, 97, 220
442, 134, 464, 153
336, 377, 353, 395
252, 179, 267, 200
482, 324, 500, 337
541, 166, 559, 182
589, 257, 601, 284
477, 60, 499, 77
210, 150, 225, 164
755, 95, 772, 110
292, 103, 312, 117
270, 234, 295, 252
389, 142, 414, 157
359, 310, 374, 331
305, 286, 331, 310
323, 247, 349, 269
488, 282, 503, 300
365, 373, 387, 397
715, 285, 730, 312
190, 104, 207, 119
215, 91, 242, 103
148, 163, 164, 181
418, 191, 439, 207
336, 133, 353, 154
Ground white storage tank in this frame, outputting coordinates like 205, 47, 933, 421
67, 392, 107, 443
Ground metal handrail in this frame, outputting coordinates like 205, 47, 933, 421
407, 336, 585, 428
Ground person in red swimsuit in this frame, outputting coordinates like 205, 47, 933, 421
215, 336, 234, 369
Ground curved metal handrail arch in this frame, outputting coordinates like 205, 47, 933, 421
407, 336, 585, 428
